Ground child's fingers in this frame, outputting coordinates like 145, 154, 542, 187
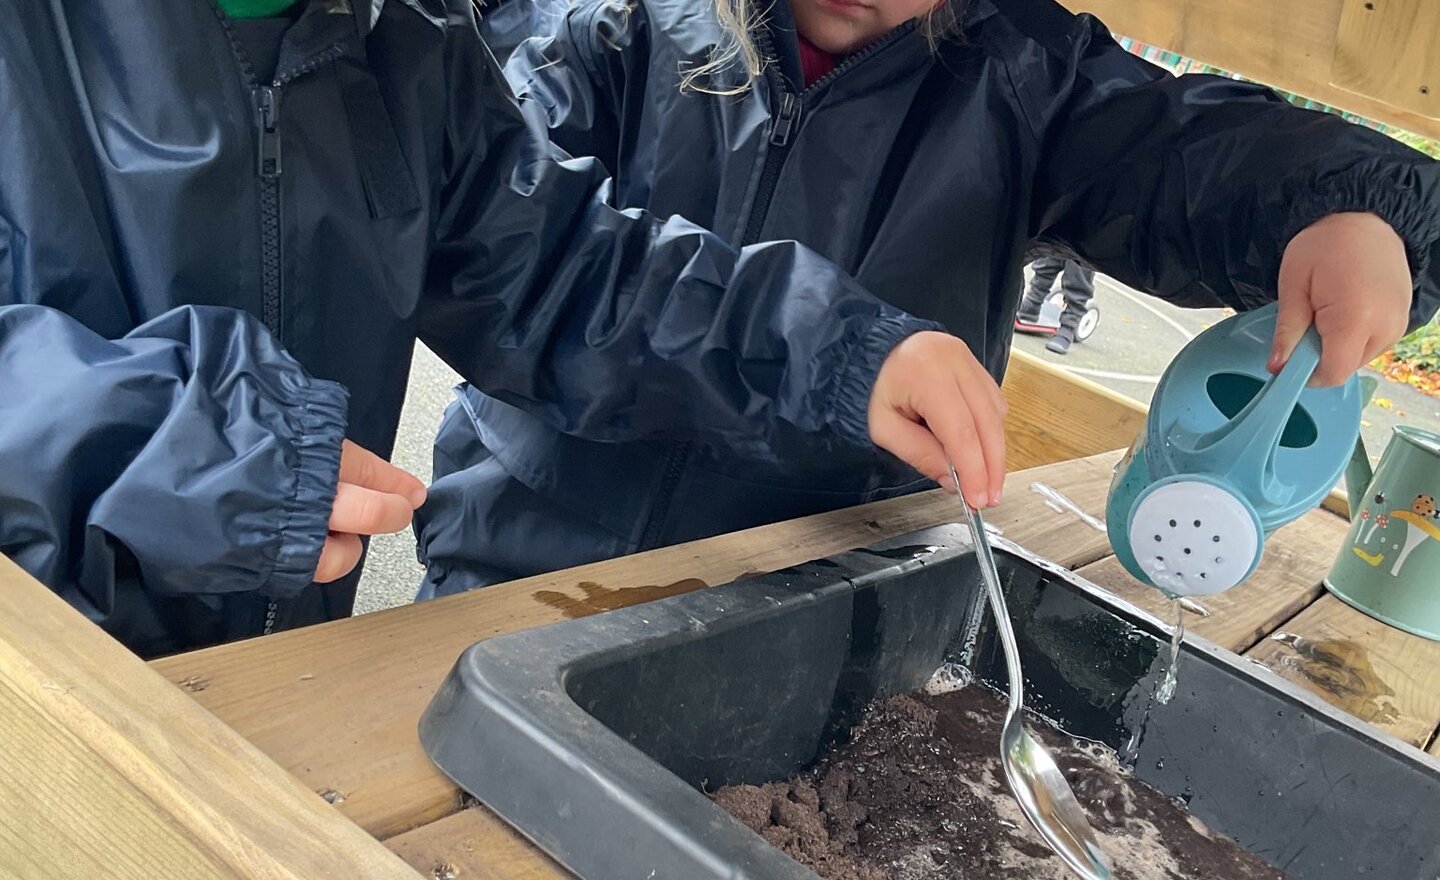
339, 439, 428, 508
1362, 332, 1395, 368
1312, 327, 1368, 387
869, 407, 953, 490
924, 400, 994, 509
958, 371, 1007, 505
1269, 271, 1315, 374
315, 532, 363, 583
329, 482, 416, 536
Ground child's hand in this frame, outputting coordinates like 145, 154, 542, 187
1270, 212, 1413, 386
316, 440, 428, 583
868, 331, 1007, 508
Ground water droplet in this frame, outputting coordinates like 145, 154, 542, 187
1155, 757, 1166, 770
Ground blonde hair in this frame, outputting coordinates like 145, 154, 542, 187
679, 0, 767, 95
679, 0, 962, 94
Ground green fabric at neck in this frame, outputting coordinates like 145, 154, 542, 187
217, 0, 300, 19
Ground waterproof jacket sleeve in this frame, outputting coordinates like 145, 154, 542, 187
419, 10, 934, 461
1016, 2, 1440, 331
0, 304, 348, 615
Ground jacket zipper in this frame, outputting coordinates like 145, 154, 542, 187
742, 21, 916, 244
637, 25, 915, 551
637, 36, 797, 549
247, 49, 344, 636
254, 86, 284, 336
252, 83, 285, 636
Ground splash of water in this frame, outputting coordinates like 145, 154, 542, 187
1176, 597, 1212, 617
924, 662, 975, 695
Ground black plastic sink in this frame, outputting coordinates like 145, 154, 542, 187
419, 525, 1440, 879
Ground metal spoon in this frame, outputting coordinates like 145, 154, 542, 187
948, 460, 1114, 880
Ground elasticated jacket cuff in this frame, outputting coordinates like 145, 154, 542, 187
263, 374, 350, 598
829, 314, 944, 449
1282, 169, 1440, 330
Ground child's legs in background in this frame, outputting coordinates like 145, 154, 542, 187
1057, 260, 1096, 332
1019, 256, 1066, 317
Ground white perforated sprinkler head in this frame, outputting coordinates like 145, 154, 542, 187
1128, 481, 1261, 596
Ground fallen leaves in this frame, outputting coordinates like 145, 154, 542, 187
1370, 352, 1440, 399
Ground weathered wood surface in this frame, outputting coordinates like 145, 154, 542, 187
1245, 594, 1440, 749
0, 555, 422, 880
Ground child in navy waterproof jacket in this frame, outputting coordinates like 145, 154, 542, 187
416, 0, 1440, 595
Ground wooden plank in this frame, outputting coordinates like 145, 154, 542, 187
1332, 0, 1440, 119
385, 808, 567, 880
1062, 0, 1440, 140
1001, 349, 1146, 471
1077, 508, 1351, 653
1245, 594, 1440, 748
1322, 485, 1351, 520
151, 453, 1119, 840
0, 555, 422, 880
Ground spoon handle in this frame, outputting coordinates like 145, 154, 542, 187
948, 460, 1024, 710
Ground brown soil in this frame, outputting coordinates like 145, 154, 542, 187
712, 686, 1291, 880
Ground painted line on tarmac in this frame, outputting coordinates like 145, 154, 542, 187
1063, 365, 1163, 384
1097, 276, 1198, 342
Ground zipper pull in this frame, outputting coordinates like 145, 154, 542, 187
253, 87, 282, 178
770, 92, 802, 147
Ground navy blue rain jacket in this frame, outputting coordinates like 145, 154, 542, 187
0, 0, 928, 656
477, 0, 567, 63
416, 0, 1440, 593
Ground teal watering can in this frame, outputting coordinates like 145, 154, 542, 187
1107, 303, 1371, 596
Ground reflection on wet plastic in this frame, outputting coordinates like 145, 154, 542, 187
1031, 482, 1107, 533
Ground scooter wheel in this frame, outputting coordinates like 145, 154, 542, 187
1076, 305, 1100, 342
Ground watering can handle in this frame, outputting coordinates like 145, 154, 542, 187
1193, 327, 1323, 492
1343, 374, 1381, 515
